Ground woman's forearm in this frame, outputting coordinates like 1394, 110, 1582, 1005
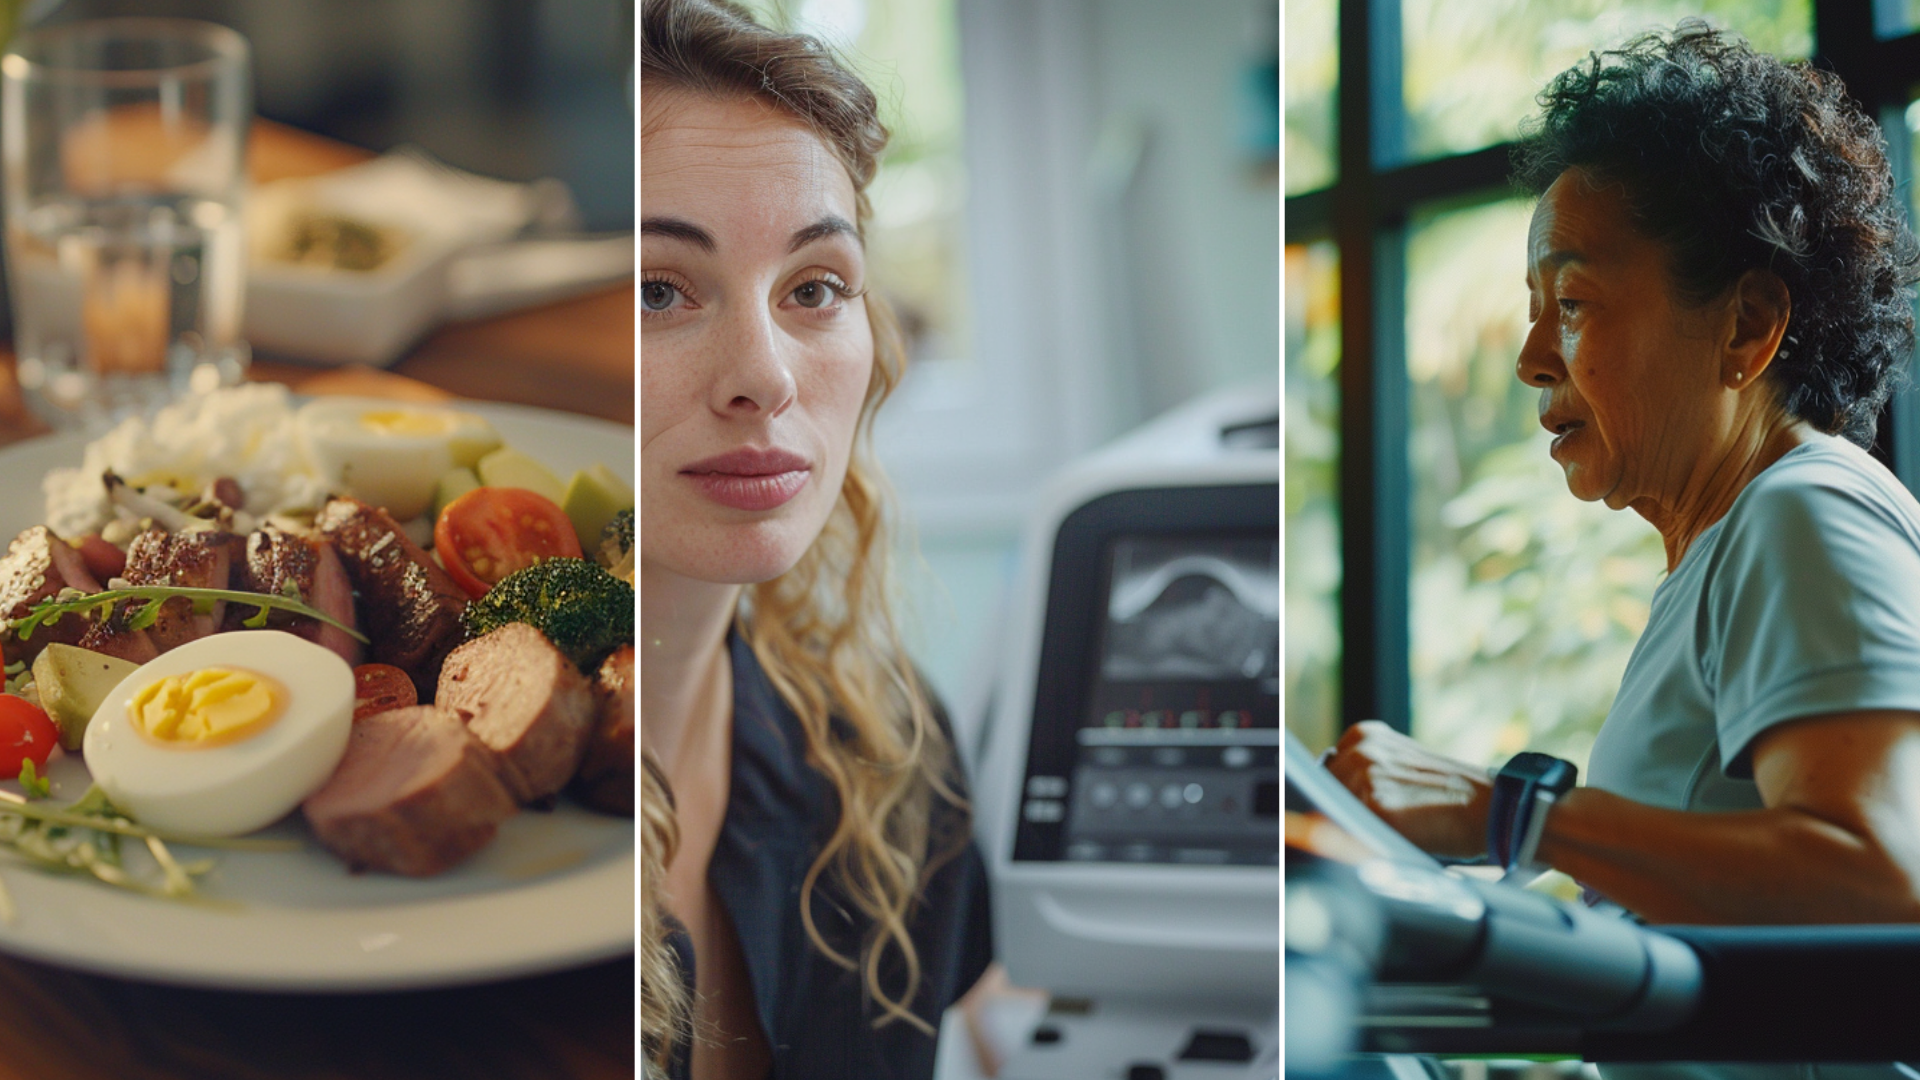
1538, 786, 1920, 924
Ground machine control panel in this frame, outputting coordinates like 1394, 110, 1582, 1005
1014, 494, 1279, 866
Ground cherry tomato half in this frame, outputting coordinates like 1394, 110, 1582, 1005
433, 487, 583, 599
352, 664, 417, 722
0, 696, 58, 776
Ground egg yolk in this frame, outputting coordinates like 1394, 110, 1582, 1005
129, 667, 283, 747
359, 409, 455, 437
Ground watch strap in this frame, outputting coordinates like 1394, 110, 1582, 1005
1487, 753, 1578, 871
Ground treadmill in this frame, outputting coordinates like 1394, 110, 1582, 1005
1285, 731, 1920, 1073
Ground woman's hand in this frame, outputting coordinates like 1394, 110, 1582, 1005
1324, 720, 1493, 859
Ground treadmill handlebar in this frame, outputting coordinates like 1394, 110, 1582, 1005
1351, 859, 1702, 1033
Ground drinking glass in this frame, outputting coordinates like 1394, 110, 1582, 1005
2, 19, 251, 430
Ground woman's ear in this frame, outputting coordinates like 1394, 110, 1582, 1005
1725, 269, 1792, 387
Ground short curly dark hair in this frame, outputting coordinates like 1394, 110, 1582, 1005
1512, 20, 1920, 446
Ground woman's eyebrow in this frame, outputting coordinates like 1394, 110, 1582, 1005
640, 216, 716, 252
789, 215, 859, 253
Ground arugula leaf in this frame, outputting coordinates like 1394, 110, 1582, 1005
8, 585, 368, 644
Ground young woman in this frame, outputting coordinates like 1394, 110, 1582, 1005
639, 2, 991, 1077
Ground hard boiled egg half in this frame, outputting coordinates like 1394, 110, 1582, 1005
296, 397, 502, 520
82, 631, 355, 837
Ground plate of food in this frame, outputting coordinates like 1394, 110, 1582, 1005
0, 385, 634, 991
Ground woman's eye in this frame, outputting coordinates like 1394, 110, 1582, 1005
792, 280, 837, 309
1558, 297, 1582, 315
641, 280, 681, 313
787, 273, 857, 312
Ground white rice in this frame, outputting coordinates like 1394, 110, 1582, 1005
43, 384, 329, 540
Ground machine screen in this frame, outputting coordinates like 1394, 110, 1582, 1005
1016, 526, 1279, 866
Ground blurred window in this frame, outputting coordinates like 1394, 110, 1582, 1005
1285, 241, 1340, 753
1291, 2, 1920, 756
1285, 0, 1336, 194
1405, 200, 1662, 769
1401, 0, 1812, 164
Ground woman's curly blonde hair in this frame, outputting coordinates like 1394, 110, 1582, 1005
640, 0, 968, 1072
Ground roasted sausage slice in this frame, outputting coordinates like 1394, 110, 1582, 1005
436, 623, 595, 805
228, 527, 364, 666
0, 526, 103, 664
315, 497, 467, 698
302, 705, 517, 877
572, 645, 633, 815
124, 528, 242, 653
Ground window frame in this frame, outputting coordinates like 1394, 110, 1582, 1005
1286, 0, 1920, 733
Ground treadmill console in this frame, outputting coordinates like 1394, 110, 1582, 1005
1013, 485, 1279, 867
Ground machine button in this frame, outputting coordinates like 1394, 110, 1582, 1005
1125, 782, 1153, 809
1026, 775, 1068, 799
1159, 783, 1184, 809
1151, 747, 1184, 766
1089, 781, 1119, 809
1177, 1029, 1255, 1063
1184, 782, 1205, 804
1126, 1065, 1166, 1080
1023, 799, 1065, 823
1223, 745, 1252, 768
1031, 1025, 1063, 1046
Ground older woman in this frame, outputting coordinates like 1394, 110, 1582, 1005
639, 2, 990, 1078
1329, 21, 1920, 933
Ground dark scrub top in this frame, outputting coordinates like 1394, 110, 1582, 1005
664, 631, 995, 1080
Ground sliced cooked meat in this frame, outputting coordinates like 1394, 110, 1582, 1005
315, 497, 467, 698
572, 645, 633, 815
0, 527, 103, 664
124, 529, 241, 652
436, 623, 595, 804
302, 705, 517, 877
228, 528, 364, 665
75, 614, 160, 665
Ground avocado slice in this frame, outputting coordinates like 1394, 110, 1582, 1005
475, 447, 567, 506
31, 644, 141, 750
561, 464, 635, 551
432, 466, 482, 521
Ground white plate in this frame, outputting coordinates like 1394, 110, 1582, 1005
0, 400, 635, 991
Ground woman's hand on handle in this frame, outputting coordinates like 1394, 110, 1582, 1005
1324, 720, 1493, 860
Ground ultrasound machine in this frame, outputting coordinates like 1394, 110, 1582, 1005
968, 387, 1280, 1080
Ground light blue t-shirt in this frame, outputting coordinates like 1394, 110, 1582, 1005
1588, 434, 1920, 812
1586, 435, 1920, 1080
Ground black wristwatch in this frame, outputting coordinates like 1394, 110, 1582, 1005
1487, 751, 1578, 874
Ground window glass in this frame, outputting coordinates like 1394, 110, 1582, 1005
1405, 199, 1664, 770
1285, 241, 1341, 753
1285, 0, 1336, 194
1402, 0, 1812, 165
727, 0, 971, 365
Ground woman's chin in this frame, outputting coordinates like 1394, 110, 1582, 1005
1560, 465, 1626, 507
647, 523, 814, 586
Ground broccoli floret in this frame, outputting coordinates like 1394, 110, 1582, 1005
460, 557, 633, 671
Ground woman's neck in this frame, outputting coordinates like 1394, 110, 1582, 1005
1631, 406, 1817, 571
640, 560, 741, 774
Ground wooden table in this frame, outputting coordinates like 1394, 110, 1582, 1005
0, 120, 636, 1079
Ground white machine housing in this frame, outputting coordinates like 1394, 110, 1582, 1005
977, 386, 1280, 1012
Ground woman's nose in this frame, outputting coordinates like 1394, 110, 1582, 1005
709, 306, 797, 417
1516, 317, 1563, 387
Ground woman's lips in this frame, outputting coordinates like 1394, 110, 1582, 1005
681, 447, 811, 511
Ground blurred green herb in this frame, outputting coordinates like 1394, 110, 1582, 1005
8, 584, 367, 644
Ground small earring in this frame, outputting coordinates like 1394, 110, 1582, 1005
1731, 371, 1744, 384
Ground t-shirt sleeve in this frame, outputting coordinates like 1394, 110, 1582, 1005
1707, 470, 1920, 778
